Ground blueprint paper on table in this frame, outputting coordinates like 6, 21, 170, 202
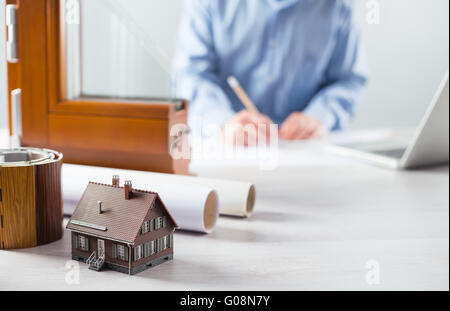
63, 164, 218, 233
62, 164, 256, 233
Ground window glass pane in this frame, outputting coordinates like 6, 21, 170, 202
142, 221, 149, 234
155, 217, 161, 230
64, 0, 181, 100
117, 245, 125, 260
78, 236, 85, 250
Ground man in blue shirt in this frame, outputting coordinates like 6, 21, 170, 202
173, 0, 368, 143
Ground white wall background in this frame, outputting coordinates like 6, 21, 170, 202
353, 0, 449, 128
0, 0, 6, 130
0, 0, 449, 130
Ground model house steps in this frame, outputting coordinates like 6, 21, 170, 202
87, 251, 105, 272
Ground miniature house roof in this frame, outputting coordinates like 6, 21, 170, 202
66, 182, 178, 244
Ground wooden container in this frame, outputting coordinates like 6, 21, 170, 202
0, 148, 63, 249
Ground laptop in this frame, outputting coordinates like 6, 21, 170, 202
327, 73, 449, 170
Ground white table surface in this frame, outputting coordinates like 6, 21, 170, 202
0, 129, 448, 291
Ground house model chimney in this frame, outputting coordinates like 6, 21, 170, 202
98, 201, 103, 214
124, 180, 133, 200
112, 175, 120, 187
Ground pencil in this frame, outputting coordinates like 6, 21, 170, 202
227, 76, 260, 114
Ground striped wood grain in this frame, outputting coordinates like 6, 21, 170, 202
35, 161, 63, 246
0, 166, 37, 249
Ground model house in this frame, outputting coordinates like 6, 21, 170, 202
66, 175, 178, 275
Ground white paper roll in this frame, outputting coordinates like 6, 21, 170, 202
163, 175, 256, 218
62, 164, 219, 233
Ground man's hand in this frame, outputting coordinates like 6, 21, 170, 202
279, 112, 327, 141
222, 110, 273, 146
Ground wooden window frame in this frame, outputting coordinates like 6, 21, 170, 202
116, 244, 125, 261
78, 234, 88, 251
6, 0, 190, 174
141, 221, 149, 235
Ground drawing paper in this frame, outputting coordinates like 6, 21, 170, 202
62, 164, 256, 233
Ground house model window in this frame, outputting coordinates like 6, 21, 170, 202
142, 221, 150, 234
79, 236, 86, 250
73, 235, 89, 252
142, 216, 167, 234
113, 244, 128, 261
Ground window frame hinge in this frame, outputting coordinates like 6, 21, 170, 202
6, 4, 19, 63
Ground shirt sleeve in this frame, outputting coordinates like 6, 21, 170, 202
172, 0, 235, 138
303, 3, 369, 131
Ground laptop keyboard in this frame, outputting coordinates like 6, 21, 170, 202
373, 148, 406, 159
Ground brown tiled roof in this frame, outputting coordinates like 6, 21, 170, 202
66, 182, 178, 244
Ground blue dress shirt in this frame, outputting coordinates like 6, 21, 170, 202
173, 0, 369, 137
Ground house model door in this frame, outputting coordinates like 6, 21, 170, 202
4, 0, 189, 174
98, 239, 105, 257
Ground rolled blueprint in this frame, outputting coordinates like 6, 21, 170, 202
62, 164, 219, 233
